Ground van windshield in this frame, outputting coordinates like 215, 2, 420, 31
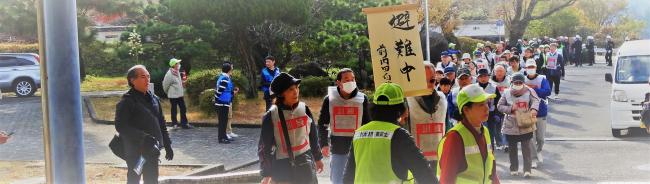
616, 56, 650, 84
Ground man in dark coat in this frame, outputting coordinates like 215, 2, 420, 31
115, 65, 174, 184
572, 36, 583, 67
605, 35, 615, 66
586, 36, 596, 66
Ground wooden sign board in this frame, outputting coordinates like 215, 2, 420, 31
363, 4, 430, 97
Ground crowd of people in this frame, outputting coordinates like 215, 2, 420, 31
109, 34, 614, 183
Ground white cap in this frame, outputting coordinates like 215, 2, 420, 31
576, 35, 581, 39
525, 59, 537, 67
462, 53, 471, 60
607, 35, 612, 39
587, 36, 594, 40
503, 50, 511, 54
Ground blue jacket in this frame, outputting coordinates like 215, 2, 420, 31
214, 73, 234, 106
528, 76, 551, 117
260, 67, 280, 94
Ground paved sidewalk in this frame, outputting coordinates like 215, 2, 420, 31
0, 95, 260, 169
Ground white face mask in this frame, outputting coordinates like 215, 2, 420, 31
512, 84, 524, 90
527, 69, 536, 75
342, 81, 357, 93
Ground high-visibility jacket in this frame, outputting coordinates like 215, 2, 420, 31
352, 121, 406, 184
437, 122, 494, 184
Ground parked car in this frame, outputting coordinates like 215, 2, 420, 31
605, 40, 650, 137
0, 53, 41, 97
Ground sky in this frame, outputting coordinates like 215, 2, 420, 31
627, 0, 650, 39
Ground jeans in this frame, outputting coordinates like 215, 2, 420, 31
264, 92, 273, 111
127, 155, 159, 184
169, 97, 188, 126
531, 117, 547, 160
330, 153, 348, 184
216, 105, 229, 140
506, 134, 533, 173
548, 75, 561, 95
487, 113, 507, 146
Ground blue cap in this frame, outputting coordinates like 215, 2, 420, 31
474, 50, 482, 56
444, 66, 456, 74
441, 51, 451, 57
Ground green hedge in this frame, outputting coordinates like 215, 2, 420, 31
457, 37, 488, 55
186, 69, 249, 105
299, 76, 332, 97
0, 43, 38, 53
198, 89, 216, 116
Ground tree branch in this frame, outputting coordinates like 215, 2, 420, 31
529, 0, 576, 20
523, 0, 538, 20
513, 0, 523, 21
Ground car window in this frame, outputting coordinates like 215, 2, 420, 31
16, 58, 34, 66
0, 56, 19, 68
616, 56, 650, 84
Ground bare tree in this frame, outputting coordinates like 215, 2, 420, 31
500, 0, 576, 45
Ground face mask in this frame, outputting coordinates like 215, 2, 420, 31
512, 84, 524, 90
342, 81, 357, 93
527, 69, 536, 75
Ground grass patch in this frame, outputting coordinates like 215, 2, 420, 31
90, 96, 325, 126
0, 161, 195, 184
81, 76, 128, 92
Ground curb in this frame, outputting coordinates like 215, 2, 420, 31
224, 159, 259, 172
184, 164, 225, 176
159, 170, 262, 184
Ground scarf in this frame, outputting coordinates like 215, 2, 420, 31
170, 68, 179, 76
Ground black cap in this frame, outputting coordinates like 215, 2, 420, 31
457, 67, 471, 77
512, 73, 526, 82
478, 68, 490, 76
270, 73, 301, 97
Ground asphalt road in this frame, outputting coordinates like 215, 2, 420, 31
493, 58, 650, 183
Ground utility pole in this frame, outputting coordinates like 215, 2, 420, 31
38, 0, 86, 183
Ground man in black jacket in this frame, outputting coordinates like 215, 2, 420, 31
572, 35, 583, 67
115, 65, 174, 184
606, 35, 614, 66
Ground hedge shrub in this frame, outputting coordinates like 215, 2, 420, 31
457, 37, 488, 55
299, 76, 332, 97
186, 69, 249, 105
288, 62, 328, 79
0, 43, 38, 53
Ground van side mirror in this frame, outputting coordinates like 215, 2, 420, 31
605, 73, 612, 83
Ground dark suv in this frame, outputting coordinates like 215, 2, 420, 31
0, 53, 41, 97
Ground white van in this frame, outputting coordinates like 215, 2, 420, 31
605, 40, 650, 137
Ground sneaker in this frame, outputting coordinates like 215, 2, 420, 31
524, 171, 532, 178
181, 124, 194, 129
532, 161, 538, 169
537, 152, 544, 163
218, 138, 231, 144
227, 133, 240, 138
226, 135, 235, 141
510, 171, 519, 176
561, 76, 565, 80
503, 146, 509, 153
